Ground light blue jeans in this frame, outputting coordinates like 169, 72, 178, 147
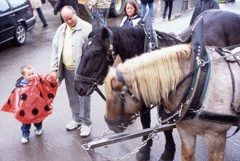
141, 3, 154, 20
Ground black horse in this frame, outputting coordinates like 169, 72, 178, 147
75, 9, 240, 161
179, 9, 240, 46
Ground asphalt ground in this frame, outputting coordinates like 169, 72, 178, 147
0, 0, 240, 161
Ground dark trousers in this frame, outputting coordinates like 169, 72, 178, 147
163, 2, 173, 20
36, 8, 48, 26
21, 121, 42, 137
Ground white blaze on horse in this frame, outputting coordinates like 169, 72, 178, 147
104, 42, 240, 161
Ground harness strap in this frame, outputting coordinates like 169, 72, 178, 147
137, 11, 158, 52
199, 111, 240, 123
214, 47, 240, 115
158, 59, 205, 124
197, 47, 240, 137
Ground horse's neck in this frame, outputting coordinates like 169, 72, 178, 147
163, 53, 193, 112
114, 28, 145, 62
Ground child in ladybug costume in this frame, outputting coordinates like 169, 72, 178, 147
1, 65, 58, 143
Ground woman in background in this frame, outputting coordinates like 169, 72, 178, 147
120, 0, 142, 27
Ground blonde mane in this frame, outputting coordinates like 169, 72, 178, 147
105, 44, 192, 105
105, 67, 118, 99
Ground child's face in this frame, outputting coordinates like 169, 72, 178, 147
23, 69, 34, 82
126, 3, 136, 18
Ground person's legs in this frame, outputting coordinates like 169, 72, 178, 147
141, 3, 147, 17
168, 2, 173, 20
78, 94, 91, 137
36, 8, 48, 27
92, 10, 100, 30
34, 121, 42, 130
64, 68, 82, 123
92, 8, 109, 29
34, 121, 43, 136
103, 8, 110, 26
148, 2, 154, 20
63, 67, 91, 129
21, 124, 31, 143
63, 67, 91, 137
21, 124, 31, 136
92, 8, 105, 30
163, 1, 168, 19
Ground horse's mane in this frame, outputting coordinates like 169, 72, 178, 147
89, 26, 183, 61
89, 26, 145, 60
105, 44, 192, 106
110, 26, 147, 60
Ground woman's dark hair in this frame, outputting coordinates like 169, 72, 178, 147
123, 0, 140, 17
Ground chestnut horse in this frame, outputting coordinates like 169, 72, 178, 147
104, 43, 240, 161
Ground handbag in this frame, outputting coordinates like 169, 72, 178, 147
41, 0, 46, 4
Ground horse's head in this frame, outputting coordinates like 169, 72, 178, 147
104, 44, 193, 132
74, 27, 116, 96
104, 67, 143, 133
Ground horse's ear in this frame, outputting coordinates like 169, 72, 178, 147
88, 30, 94, 38
101, 27, 114, 44
111, 77, 123, 91
101, 27, 109, 39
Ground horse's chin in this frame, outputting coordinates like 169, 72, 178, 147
74, 83, 95, 96
107, 125, 126, 133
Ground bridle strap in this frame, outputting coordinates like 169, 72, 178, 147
75, 28, 116, 88
106, 69, 149, 127
106, 27, 116, 61
116, 69, 126, 84
75, 56, 109, 86
75, 74, 98, 84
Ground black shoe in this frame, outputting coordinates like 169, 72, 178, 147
42, 24, 48, 28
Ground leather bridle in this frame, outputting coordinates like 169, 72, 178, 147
75, 28, 116, 91
104, 69, 154, 128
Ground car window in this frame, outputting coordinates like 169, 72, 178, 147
7, 0, 28, 9
0, 0, 11, 14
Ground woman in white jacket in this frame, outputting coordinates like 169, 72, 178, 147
120, 0, 141, 27
29, 0, 48, 27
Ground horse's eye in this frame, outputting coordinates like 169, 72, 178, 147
88, 41, 92, 46
85, 40, 92, 50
